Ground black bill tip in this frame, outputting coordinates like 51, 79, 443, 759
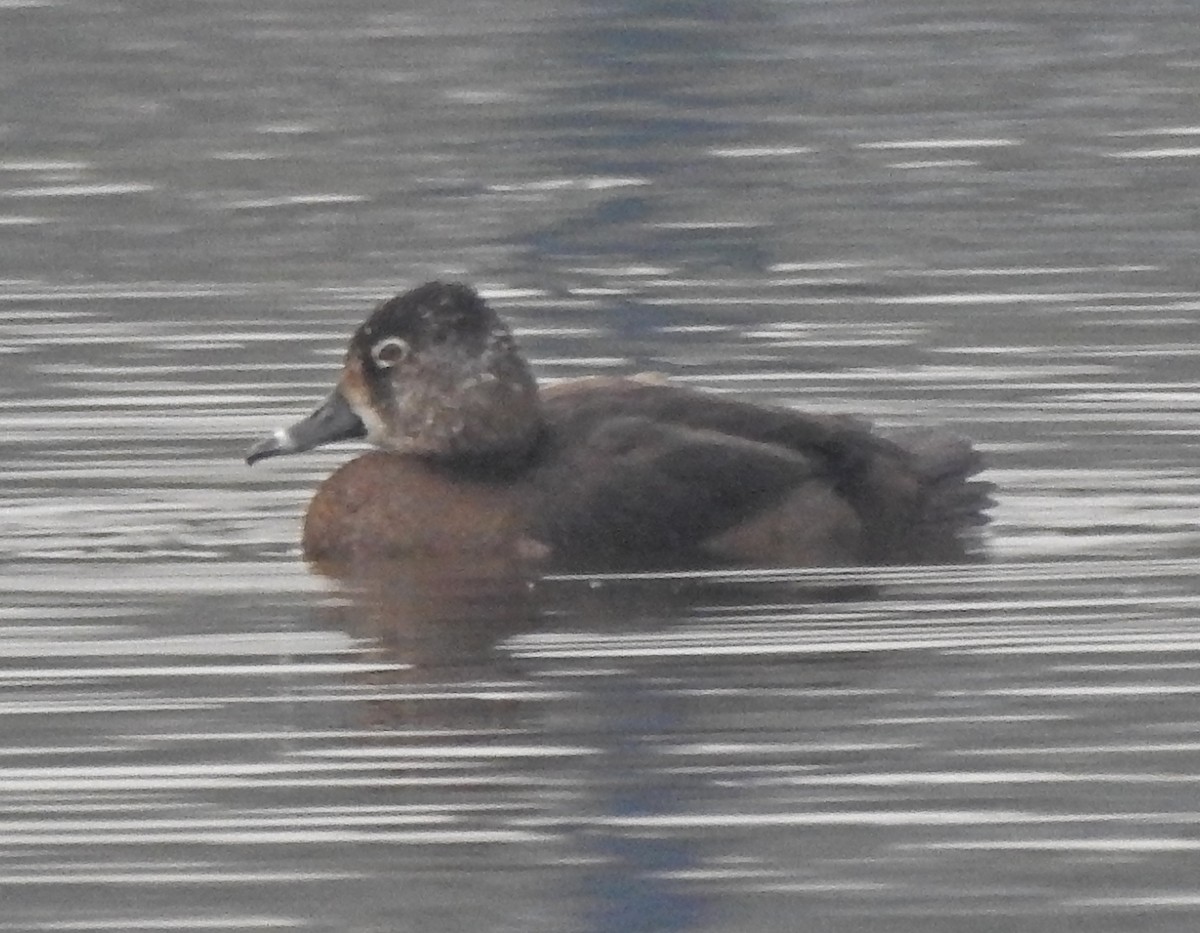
245, 429, 295, 465
245, 389, 366, 466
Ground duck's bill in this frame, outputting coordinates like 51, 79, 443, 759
246, 389, 366, 465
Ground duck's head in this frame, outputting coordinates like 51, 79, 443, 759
246, 282, 543, 466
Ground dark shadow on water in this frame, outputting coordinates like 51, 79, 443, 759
310, 554, 545, 729
311, 555, 888, 725
307, 556, 898, 932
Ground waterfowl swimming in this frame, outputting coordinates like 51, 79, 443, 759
246, 281, 991, 568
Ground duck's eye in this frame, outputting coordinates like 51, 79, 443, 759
370, 336, 410, 369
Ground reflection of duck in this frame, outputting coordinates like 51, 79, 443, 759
323, 557, 542, 730
248, 282, 991, 568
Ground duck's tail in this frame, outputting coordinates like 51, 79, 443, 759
885, 428, 995, 561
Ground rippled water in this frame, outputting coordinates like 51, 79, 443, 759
3, 2, 1200, 931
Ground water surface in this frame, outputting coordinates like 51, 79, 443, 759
3, 1, 1200, 931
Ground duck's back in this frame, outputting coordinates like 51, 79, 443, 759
527, 378, 991, 567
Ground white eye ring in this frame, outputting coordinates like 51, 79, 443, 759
371, 336, 409, 369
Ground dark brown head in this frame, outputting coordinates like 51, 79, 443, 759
246, 282, 543, 467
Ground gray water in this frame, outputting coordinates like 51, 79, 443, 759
3, 1, 1200, 931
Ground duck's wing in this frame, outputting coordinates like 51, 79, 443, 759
535, 379, 991, 566
541, 377, 897, 468
529, 411, 837, 564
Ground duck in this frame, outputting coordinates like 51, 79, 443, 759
246, 281, 992, 569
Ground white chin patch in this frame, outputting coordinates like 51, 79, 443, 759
357, 407, 388, 445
